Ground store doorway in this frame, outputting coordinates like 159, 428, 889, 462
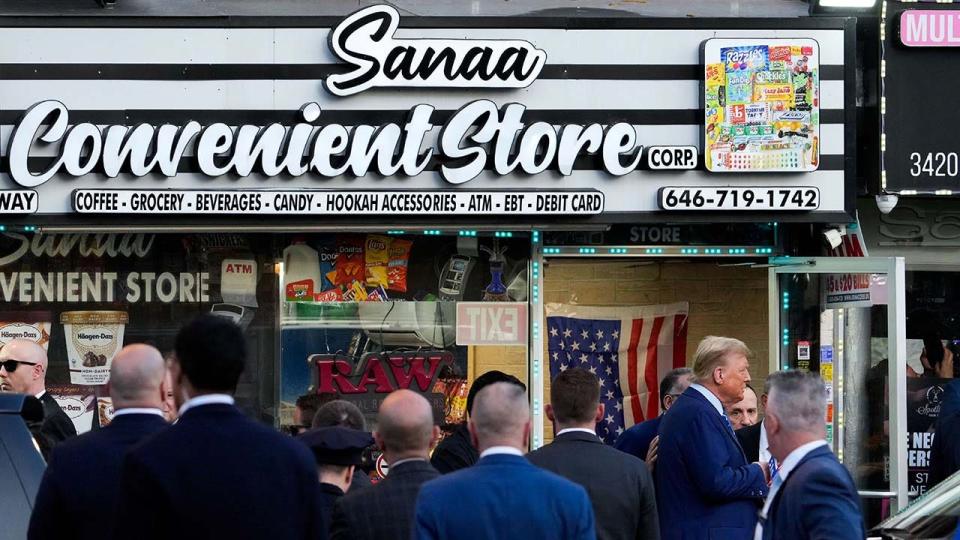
770, 257, 907, 522
540, 258, 771, 445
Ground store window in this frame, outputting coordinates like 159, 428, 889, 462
0, 232, 279, 430
0, 231, 531, 448
903, 272, 960, 496
278, 233, 531, 448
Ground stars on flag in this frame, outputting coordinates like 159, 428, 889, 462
547, 316, 625, 445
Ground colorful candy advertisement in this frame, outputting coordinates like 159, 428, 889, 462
702, 39, 820, 173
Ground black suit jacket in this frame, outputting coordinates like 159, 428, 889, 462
430, 423, 477, 474
527, 431, 659, 540
736, 422, 762, 464
28, 412, 167, 540
330, 459, 439, 540
113, 403, 325, 540
35, 392, 78, 460
931, 412, 960, 487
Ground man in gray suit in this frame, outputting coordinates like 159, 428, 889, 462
528, 368, 659, 540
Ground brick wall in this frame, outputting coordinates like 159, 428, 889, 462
540, 259, 770, 443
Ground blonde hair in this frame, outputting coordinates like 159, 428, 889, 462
692, 336, 753, 381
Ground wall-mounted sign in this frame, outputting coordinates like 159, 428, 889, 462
900, 10, 960, 47
71, 189, 603, 216
326, 5, 546, 96
702, 39, 821, 173
455, 302, 528, 346
0, 14, 852, 219
883, 3, 960, 194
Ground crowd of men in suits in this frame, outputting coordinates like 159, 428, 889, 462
8, 318, 880, 539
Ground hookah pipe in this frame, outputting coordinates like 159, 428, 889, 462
480, 240, 510, 302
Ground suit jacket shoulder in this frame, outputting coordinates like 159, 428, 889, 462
528, 432, 659, 540
765, 448, 864, 540
332, 460, 439, 540
113, 405, 323, 540
29, 414, 167, 540
415, 455, 595, 540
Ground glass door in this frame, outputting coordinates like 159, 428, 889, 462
768, 257, 906, 524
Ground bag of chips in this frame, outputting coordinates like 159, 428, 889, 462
365, 235, 391, 288
387, 239, 413, 292
332, 236, 365, 286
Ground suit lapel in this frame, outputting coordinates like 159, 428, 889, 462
684, 388, 749, 460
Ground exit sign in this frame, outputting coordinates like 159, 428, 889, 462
455, 302, 528, 346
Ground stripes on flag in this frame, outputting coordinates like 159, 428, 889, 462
546, 302, 689, 443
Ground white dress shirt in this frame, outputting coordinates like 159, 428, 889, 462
753, 439, 829, 540
555, 428, 597, 437
758, 420, 771, 465
112, 407, 165, 418
178, 394, 235, 416
479, 446, 524, 459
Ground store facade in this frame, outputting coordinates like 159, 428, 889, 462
0, 4, 915, 513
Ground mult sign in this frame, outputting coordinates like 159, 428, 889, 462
0, 6, 852, 218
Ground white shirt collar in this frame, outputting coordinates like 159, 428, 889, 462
690, 383, 724, 416
178, 394, 235, 416
758, 420, 771, 465
112, 408, 165, 419
556, 428, 596, 437
388, 457, 428, 468
479, 446, 525, 459
35, 390, 46, 399
755, 439, 829, 540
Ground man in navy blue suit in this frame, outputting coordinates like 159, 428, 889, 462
656, 336, 769, 540
756, 370, 864, 540
413, 381, 595, 540
113, 315, 325, 540
615, 367, 693, 466
28, 343, 170, 540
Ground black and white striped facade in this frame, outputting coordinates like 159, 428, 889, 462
0, 13, 856, 224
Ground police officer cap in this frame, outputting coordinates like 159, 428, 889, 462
298, 426, 374, 466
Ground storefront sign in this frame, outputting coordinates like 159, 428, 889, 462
325, 5, 546, 96
71, 189, 603, 216
900, 10, 960, 47
11, 100, 646, 189
702, 39, 821, 173
883, 3, 960, 194
455, 302, 528, 346
0, 15, 853, 218
0, 190, 37, 214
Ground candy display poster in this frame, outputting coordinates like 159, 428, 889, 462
702, 38, 821, 173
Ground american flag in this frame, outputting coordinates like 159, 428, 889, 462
546, 302, 689, 445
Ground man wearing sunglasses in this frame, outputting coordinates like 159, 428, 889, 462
0, 339, 76, 459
